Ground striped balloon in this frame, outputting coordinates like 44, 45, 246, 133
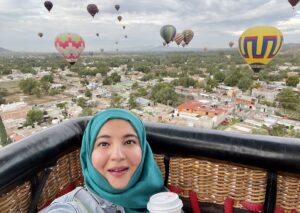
182, 29, 194, 45
174, 33, 184, 46
160, 25, 176, 45
54, 33, 85, 65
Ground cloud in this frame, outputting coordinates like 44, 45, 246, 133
0, 0, 299, 51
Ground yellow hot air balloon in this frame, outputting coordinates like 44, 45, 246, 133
239, 26, 283, 72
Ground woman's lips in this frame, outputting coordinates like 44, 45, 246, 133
108, 167, 129, 177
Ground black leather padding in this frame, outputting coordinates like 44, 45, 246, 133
1, 117, 300, 194
0, 117, 90, 193
145, 122, 300, 174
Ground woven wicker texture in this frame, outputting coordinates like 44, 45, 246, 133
164, 156, 267, 208
37, 150, 82, 209
1, 150, 300, 212
277, 173, 300, 212
0, 181, 31, 213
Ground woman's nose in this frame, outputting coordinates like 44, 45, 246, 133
110, 144, 125, 161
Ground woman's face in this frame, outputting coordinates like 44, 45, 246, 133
91, 119, 142, 189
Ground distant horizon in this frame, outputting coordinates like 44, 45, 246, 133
1, 42, 300, 54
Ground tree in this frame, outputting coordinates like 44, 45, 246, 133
79, 108, 93, 116
286, 76, 299, 87
131, 82, 139, 90
25, 109, 44, 126
111, 72, 121, 83
276, 88, 300, 111
269, 124, 287, 137
0, 116, 11, 147
85, 90, 92, 98
237, 76, 253, 91
214, 71, 226, 83
19, 78, 39, 95
41, 75, 54, 83
110, 93, 123, 108
77, 97, 87, 108
103, 77, 112, 85
151, 83, 178, 106
128, 96, 137, 109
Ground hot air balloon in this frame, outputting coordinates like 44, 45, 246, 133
160, 25, 176, 45
44, 1, 53, 12
239, 26, 283, 73
101, 49, 104, 53
115, 41, 119, 45
54, 33, 85, 65
124, 35, 128, 39
174, 33, 184, 46
182, 29, 194, 45
117, 16, 122, 22
38, 32, 43, 38
123, 25, 126, 29
288, 0, 300, 8
181, 42, 186, 47
229, 41, 234, 48
96, 33, 99, 37
87, 4, 99, 18
115, 4, 120, 11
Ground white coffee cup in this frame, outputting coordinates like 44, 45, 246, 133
147, 192, 183, 213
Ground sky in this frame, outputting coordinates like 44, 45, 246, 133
0, 0, 300, 52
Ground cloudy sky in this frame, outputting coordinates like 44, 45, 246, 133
0, 0, 300, 52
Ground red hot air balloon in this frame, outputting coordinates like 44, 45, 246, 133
289, 0, 300, 8
87, 4, 99, 18
115, 4, 120, 11
44, 1, 53, 12
117, 16, 122, 22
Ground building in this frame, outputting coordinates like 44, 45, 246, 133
174, 100, 228, 128
0, 102, 31, 120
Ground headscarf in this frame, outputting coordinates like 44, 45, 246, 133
80, 108, 164, 212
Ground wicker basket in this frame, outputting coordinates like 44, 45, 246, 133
0, 149, 300, 212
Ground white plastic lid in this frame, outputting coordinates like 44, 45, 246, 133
147, 192, 183, 213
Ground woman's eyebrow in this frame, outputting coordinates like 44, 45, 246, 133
123, 134, 138, 139
96, 135, 111, 140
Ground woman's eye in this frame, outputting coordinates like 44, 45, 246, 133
125, 140, 136, 145
97, 142, 109, 147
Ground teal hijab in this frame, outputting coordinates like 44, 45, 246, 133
80, 108, 164, 212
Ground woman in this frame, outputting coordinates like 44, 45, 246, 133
45, 108, 165, 213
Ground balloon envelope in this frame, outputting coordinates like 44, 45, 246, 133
96, 33, 99, 37
115, 4, 120, 11
174, 33, 184, 46
123, 25, 126, 29
54, 33, 85, 65
38, 32, 43, 38
117, 16, 122, 22
182, 30, 194, 45
288, 0, 300, 7
44, 1, 53, 12
87, 4, 99, 18
229, 41, 234, 48
238, 26, 283, 72
160, 25, 176, 44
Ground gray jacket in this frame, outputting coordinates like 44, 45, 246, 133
43, 186, 125, 213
